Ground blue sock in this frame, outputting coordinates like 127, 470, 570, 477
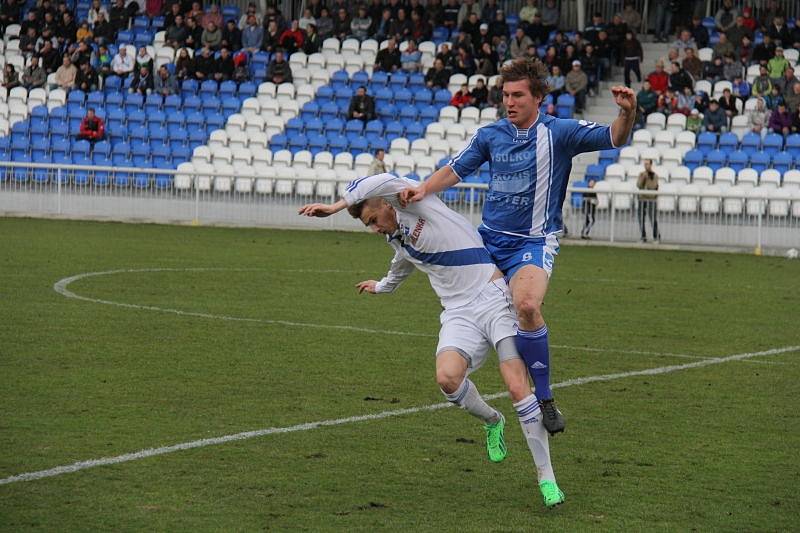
515, 325, 552, 401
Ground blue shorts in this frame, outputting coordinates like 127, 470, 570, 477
478, 227, 560, 280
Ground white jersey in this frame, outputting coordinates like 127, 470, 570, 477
343, 173, 496, 310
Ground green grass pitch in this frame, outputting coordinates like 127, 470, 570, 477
1, 217, 799, 531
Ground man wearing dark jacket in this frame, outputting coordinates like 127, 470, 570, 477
425, 58, 450, 89
266, 49, 292, 84
668, 61, 693, 93
347, 86, 375, 122
374, 38, 402, 72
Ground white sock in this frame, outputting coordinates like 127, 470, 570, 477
443, 378, 501, 425
514, 393, 556, 483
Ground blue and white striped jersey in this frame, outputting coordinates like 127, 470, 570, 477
449, 114, 616, 238
343, 173, 496, 309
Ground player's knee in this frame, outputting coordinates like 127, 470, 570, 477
515, 298, 543, 324
436, 366, 464, 394
506, 380, 532, 403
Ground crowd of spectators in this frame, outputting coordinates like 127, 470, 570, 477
636, 1, 800, 137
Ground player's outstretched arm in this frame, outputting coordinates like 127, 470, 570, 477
609, 86, 637, 147
399, 165, 460, 206
355, 280, 378, 294
298, 198, 348, 217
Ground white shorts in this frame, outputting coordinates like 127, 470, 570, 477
436, 277, 520, 371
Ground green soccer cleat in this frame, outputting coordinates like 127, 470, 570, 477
483, 414, 507, 463
539, 480, 565, 508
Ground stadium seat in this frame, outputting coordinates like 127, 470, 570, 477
772, 152, 793, 175
727, 150, 748, 172
749, 152, 770, 173
737, 168, 759, 188
696, 132, 717, 155
705, 150, 727, 172
740, 132, 761, 156
714, 167, 736, 186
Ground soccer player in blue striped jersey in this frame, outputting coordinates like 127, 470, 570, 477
402, 58, 637, 435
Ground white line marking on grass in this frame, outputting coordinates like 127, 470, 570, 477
2, 345, 797, 487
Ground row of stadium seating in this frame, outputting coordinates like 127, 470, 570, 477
589, 163, 800, 188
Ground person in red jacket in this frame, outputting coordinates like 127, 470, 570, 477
646, 61, 669, 94
279, 20, 304, 54
450, 83, 472, 109
78, 108, 105, 142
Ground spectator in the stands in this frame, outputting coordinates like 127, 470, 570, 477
540, 0, 559, 35
165, 15, 188, 48
714, 0, 737, 33
693, 90, 709, 115
409, 10, 431, 44
193, 46, 215, 81
22, 56, 46, 90
424, 58, 449, 89
135, 46, 153, 74
668, 61, 693, 94
792, 103, 800, 134
174, 47, 193, 81
350, 5, 371, 41
732, 75, 751, 102
470, 77, 488, 108
374, 38, 401, 72
303, 23, 321, 54
38, 39, 61, 74
202, 4, 222, 29
702, 56, 724, 84
487, 76, 503, 109
686, 108, 702, 133
94, 44, 112, 79
768, 102, 792, 135
78, 108, 104, 142
703, 99, 727, 133
232, 51, 250, 84
367, 149, 387, 175
75, 60, 98, 92
92, 12, 115, 45
130, 65, 153, 95
766, 16, 791, 47
620, 2, 641, 33
457, 0, 479, 27
789, 18, 800, 49
332, 7, 351, 41
111, 46, 133, 78
689, 16, 709, 49
298, 8, 315, 32
675, 86, 695, 115
187, 2, 204, 25
267, 49, 292, 84
450, 83, 471, 109
482, 0, 499, 23
373, 8, 392, 41
737, 34, 754, 66
622, 31, 642, 87
752, 34, 775, 65
222, 19, 242, 51
212, 47, 234, 82
526, 12, 548, 46
518, 0, 538, 26
722, 54, 741, 81
400, 39, 422, 72
752, 65, 773, 97
454, 44, 476, 77
580, 44, 600, 95
594, 30, 613, 80
509, 27, 532, 60
778, 68, 798, 99
240, 14, 262, 53
71, 41, 93, 68
76, 21, 92, 43
20, 9, 36, 36
718, 88, 738, 123
607, 14, 628, 66
315, 7, 333, 39
656, 88, 677, 115
652, 0, 675, 43
670, 30, 695, 55
436, 42, 457, 70
390, 7, 413, 41
584, 12, 606, 45
489, 9, 508, 40
565, 60, 588, 113
767, 47, 789, 81
759, 0, 784, 32
681, 47, 702, 80
57, 11, 77, 48
765, 86, 784, 110
261, 20, 280, 52
201, 21, 222, 50
740, 5, 757, 33
637, 79, 657, 119
475, 41, 497, 76
647, 61, 669, 95
279, 19, 304, 55
547, 64, 565, 98
154, 64, 177, 96
712, 32, 734, 59
2, 63, 20, 90
726, 15, 753, 46
347, 86, 375, 122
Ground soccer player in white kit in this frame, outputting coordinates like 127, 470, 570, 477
299, 173, 565, 508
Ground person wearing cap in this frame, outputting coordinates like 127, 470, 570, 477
565, 60, 588, 113
686, 107, 703, 133
347, 85, 375, 122
703, 99, 727, 133
767, 47, 789, 81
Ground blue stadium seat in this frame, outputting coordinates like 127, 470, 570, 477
683, 149, 704, 171
30, 119, 49, 142
384, 120, 404, 139
599, 148, 619, 166
31, 137, 49, 159
327, 134, 348, 154
131, 142, 150, 166
86, 90, 104, 108
365, 119, 384, 137
320, 102, 339, 121
32, 154, 51, 183
325, 117, 344, 134
161, 94, 181, 114
238, 81, 257, 98
72, 155, 92, 185
30, 105, 48, 120
370, 138, 389, 152
172, 146, 191, 162
705, 149, 727, 172
785, 133, 800, 157
335, 87, 353, 107
696, 131, 717, 154
125, 92, 144, 110
772, 152, 793, 175
186, 111, 205, 129
269, 133, 288, 151
345, 119, 364, 137
349, 136, 369, 154
151, 144, 172, 165
68, 89, 86, 106
375, 87, 393, 106
416, 105, 437, 124
370, 71, 389, 88
301, 101, 320, 119
434, 89, 451, 105
390, 72, 408, 88
148, 110, 167, 126
394, 88, 413, 106
93, 140, 111, 157
148, 125, 168, 147
377, 104, 397, 122
205, 113, 225, 130
219, 80, 237, 98
144, 93, 163, 112
414, 88, 433, 106
51, 138, 71, 159
351, 71, 369, 87
93, 157, 112, 186
221, 96, 240, 114
49, 107, 67, 122
305, 117, 325, 135
585, 164, 604, 181
762, 133, 783, 156
740, 132, 761, 156
404, 123, 424, 141
727, 150, 748, 172
398, 105, 418, 127
330, 70, 350, 90
316, 86, 334, 103
104, 75, 122, 93
408, 73, 425, 90
166, 110, 186, 128
285, 117, 304, 136
432, 26, 449, 43
72, 140, 91, 158
168, 127, 189, 149
749, 151, 770, 173
188, 128, 207, 146
182, 79, 199, 97
114, 169, 130, 187
201, 95, 221, 113
717, 132, 739, 154
127, 109, 146, 128
307, 133, 328, 155
556, 94, 575, 118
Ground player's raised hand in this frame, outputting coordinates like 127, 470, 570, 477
355, 280, 378, 294
611, 86, 637, 114
298, 203, 335, 217
398, 186, 426, 207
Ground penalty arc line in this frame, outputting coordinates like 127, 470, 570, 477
1, 344, 797, 487
54, 268, 731, 360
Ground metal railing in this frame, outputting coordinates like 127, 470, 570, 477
1, 162, 798, 253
